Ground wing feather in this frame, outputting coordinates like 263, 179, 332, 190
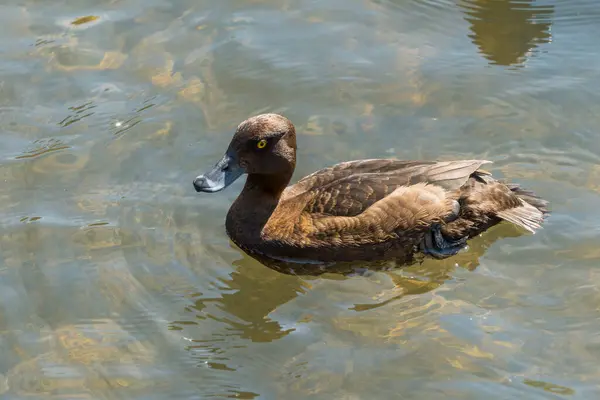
286, 159, 491, 217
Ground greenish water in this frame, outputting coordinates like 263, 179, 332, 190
1, 0, 600, 398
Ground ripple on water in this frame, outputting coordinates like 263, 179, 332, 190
54, 14, 105, 30
111, 97, 158, 137
19, 216, 42, 223
522, 379, 576, 396
57, 102, 97, 128
551, 0, 600, 28
69, 15, 100, 27
52, 95, 162, 145
15, 138, 70, 160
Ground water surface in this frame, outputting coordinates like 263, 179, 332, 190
1, 0, 600, 398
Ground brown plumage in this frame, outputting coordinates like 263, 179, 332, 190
193, 113, 549, 264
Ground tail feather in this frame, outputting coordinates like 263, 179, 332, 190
497, 184, 549, 233
506, 184, 550, 215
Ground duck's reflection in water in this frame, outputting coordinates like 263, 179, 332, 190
233, 223, 524, 311
178, 222, 525, 374
200, 257, 310, 342
460, 0, 554, 66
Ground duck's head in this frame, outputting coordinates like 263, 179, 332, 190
193, 113, 297, 193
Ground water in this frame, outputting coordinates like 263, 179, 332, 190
1, 0, 599, 398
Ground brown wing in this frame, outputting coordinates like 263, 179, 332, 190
286, 159, 491, 217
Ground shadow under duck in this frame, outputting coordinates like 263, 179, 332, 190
193, 114, 549, 264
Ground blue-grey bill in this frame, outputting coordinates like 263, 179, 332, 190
193, 152, 244, 193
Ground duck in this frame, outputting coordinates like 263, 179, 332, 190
193, 113, 549, 264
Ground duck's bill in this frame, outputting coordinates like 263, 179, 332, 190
193, 151, 244, 193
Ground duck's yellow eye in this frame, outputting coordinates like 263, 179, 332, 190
256, 139, 267, 149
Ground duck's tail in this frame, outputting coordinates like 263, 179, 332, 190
496, 184, 550, 234
507, 184, 550, 215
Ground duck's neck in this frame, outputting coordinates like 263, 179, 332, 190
226, 172, 293, 244
243, 172, 292, 199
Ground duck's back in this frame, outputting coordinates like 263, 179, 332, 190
283, 159, 491, 217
